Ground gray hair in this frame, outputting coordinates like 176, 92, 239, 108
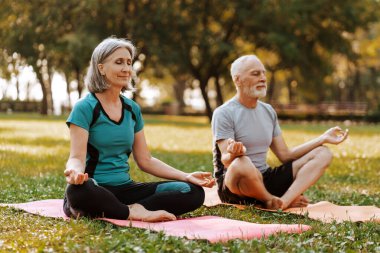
85, 37, 136, 93
230, 55, 261, 83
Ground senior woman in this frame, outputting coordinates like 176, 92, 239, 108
63, 37, 215, 222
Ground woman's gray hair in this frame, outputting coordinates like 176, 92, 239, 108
85, 37, 136, 93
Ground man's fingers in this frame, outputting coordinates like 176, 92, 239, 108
340, 130, 349, 142
227, 138, 234, 147
64, 169, 72, 177
235, 143, 242, 153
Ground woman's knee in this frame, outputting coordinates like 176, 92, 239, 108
176, 183, 205, 212
65, 179, 96, 206
187, 183, 205, 206
155, 181, 191, 194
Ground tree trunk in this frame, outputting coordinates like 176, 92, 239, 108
199, 79, 213, 122
267, 70, 276, 103
353, 64, 361, 102
369, 67, 378, 109
36, 71, 48, 115
25, 81, 31, 101
214, 75, 224, 106
286, 78, 294, 104
348, 63, 360, 103
75, 68, 84, 98
34, 64, 53, 115
173, 75, 187, 114
15, 78, 20, 101
63, 72, 72, 111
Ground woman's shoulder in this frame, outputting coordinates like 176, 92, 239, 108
120, 94, 141, 111
73, 93, 98, 110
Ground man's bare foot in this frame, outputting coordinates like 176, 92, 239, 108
264, 196, 283, 210
128, 204, 176, 222
288, 195, 309, 208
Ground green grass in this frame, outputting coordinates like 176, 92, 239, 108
0, 114, 379, 252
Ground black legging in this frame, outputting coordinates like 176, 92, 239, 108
63, 179, 205, 219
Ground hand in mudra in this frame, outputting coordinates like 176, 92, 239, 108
186, 172, 215, 188
226, 138, 246, 157
322, 126, 349, 145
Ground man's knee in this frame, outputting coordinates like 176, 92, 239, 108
228, 156, 260, 178
315, 146, 333, 165
225, 156, 262, 194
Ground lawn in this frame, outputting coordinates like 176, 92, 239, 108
0, 114, 379, 252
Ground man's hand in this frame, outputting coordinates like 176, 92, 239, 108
321, 126, 349, 145
186, 172, 215, 188
64, 169, 88, 185
227, 138, 247, 157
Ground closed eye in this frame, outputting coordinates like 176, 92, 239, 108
251, 70, 266, 76
115, 59, 132, 65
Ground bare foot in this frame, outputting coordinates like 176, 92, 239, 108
288, 195, 309, 208
128, 204, 176, 222
264, 196, 283, 210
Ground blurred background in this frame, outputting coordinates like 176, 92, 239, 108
1, 0, 380, 122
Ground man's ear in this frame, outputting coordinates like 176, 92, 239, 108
98, 64, 105, 75
234, 75, 240, 87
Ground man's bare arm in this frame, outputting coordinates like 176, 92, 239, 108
217, 138, 246, 168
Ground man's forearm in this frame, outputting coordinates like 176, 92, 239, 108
221, 153, 237, 168
289, 136, 325, 160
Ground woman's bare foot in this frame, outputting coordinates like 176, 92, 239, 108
264, 196, 283, 210
288, 195, 309, 208
128, 204, 176, 222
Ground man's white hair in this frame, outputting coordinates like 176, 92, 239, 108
230, 55, 261, 83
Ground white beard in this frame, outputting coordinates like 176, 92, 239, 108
242, 85, 267, 98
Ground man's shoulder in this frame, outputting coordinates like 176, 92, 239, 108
258, 100, 276, 113
258, 100, 274, 109
214, 98, 239, 115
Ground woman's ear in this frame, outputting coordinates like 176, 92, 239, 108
98, 64, 105, 75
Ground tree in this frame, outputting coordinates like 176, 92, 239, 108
135, 0, 246, 120
242, 0, 379, 103
132, 0, 379, 120
0, 0, 69, 114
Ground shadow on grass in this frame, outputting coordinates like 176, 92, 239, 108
1, 136, 69, 147
0, 149, 67, 175
144, 115, 210, 128
0, 112, 67, 121
282, 122, 380, 135
0, 126, 13, 134
147, 149, 213, 171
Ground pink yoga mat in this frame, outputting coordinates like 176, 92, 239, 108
203, 186, 380, 223
1, 199, 311, 243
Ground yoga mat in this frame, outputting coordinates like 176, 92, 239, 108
203, 186, 380, 223
0, 199, 310, 243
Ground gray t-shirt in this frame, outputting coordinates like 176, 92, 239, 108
211, 97, 281, 178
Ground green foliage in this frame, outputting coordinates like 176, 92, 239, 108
2, 0, 379, 119
0, 114, 379, 252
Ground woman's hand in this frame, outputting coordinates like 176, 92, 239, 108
186, 172, 215, 188
64, 168, 88, 185
321, 126, 349, 145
